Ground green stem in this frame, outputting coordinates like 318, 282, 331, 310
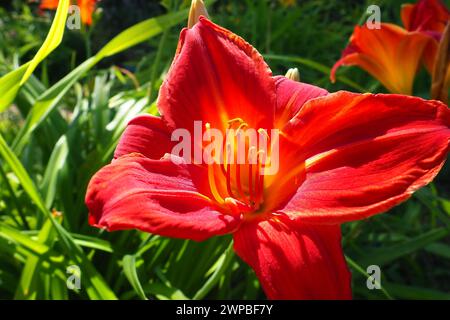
148, 28, 170, 103
346, 255, 394, 300
83, 26, 92, 59
193, 241, 234, 300
0, 162, 30, 229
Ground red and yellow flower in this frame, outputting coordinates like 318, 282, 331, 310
85, 12, 450, 299
331, 0, 449, 95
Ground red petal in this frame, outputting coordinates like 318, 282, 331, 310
277, 92, 450, 224
233, 216, 352, 300
401, 0, 449, 33
401, 4, 415, 31
114, 115, 174, 160
274, 76, 328, 129
158, 17, 276, 132
86, 154, 241, 241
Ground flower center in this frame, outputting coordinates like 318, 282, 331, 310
205, 118, 271, 215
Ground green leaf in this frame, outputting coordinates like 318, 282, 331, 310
193, 241, 234, 300
40, 135, 69, 209
20, 0, 70, 85
425, 242, 450, 260
15, 219, 56, 299
355, 228, 450, 267
0, 64, 29, 112
0, 223, 49, 257
123, 255, 148, 300
384, 283, 450, 300
50, 276, 69, 300
0, 1, 69, 111
145, 282, 189, 300
0, 133, 48, 215
97, 9, 188, 59
14, 9, 187, 153
71, 234, 113, 253
13, 58, 97, 152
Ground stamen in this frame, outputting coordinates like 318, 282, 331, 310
248, 162, 253, 205
224, 142, 232, 171
254, 150, 266, 207
227, 118, 245, 127
224, 197, 252, 215
226, 162, 235, 199
237, 123, 248, 131
207, 161, 225, 204
248, 147, 257, 205
235, 163, 246, 201
206, 119, 268, 212
254, 162, 260, 208
258, 128, 270, 141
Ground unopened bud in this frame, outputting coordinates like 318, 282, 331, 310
285, 68, 300, 82
188, 0, 209, 29
431, 22, 450, 105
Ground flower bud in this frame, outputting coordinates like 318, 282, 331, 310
285, 68, 300, 82
188, 0, 209, 29
431, 22, 450, 104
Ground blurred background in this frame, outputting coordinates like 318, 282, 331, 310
0, 0, 449, 299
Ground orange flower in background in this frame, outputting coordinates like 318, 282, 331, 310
331, 23, 431, 95
39, 0, 58, 9
431, 23, 450, 103
77, 0, 96, 25
39, 0, 97, 25
331, 0, 449, 95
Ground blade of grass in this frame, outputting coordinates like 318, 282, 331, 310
384, 283, 450, 300
355, 227, 450, 267
20, 0, 70, 84
40, 135, 69, 209
345, 255, 393, 300
193, 240, 234, 300
123, 255, 148, 300
0, 64, 29, 112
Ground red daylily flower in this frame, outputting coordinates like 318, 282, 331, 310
86, 17, 450, 299
331, 0, 449, 94
40, 0, 97, 25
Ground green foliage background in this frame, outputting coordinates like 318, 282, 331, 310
0, 0, 449, 299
